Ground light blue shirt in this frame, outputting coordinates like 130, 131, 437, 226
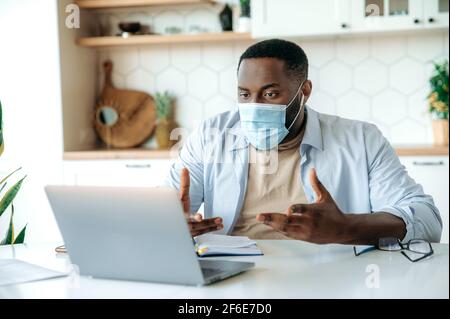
166, 106, 443, 243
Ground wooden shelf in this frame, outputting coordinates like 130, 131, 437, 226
77, 32, 252, 48
75, 0, 215, 9
64, 145, 449, 161
395, 145, 449, 156
64, 149, 177, 160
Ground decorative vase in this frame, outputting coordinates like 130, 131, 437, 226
219, 4, 233, 31
238, 17, 251, 32
156, 118, 173, 149
432, 119, 449, 146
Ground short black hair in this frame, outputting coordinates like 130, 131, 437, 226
238, 39, 309, 84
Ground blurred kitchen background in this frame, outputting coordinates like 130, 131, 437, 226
0, 0, 448, 245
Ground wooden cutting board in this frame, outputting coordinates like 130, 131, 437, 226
94, 60, 156, 148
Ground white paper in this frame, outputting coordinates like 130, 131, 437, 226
195, 234, 257, 248
0, 259, 68, 286
194, 234, 263, 257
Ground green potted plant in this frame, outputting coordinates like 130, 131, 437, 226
427, 61, 449, 146
155, 91, 175, 149
0, 100, 27, 246
238, 0, 251, 32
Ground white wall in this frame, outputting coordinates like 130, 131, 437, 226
0, 0, 63, 244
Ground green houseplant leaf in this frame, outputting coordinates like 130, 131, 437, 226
428, 60, 449, 120
13, 225, 27, 244
1, 204, 15, 245
0, 100, 27, 245
0, 167, 22, 186
0, 182, 7, 194
0, 176, 26, 219
0, 99, 4, 156
155, 91, 173, 120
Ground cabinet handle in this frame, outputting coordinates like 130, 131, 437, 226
125, 164, 152, 169
413, 161, 445, 166
428, 17, 436, 23
413, 18, 421, 24
341, 23, 349, 29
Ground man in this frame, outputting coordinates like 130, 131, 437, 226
166, 39, 442, 245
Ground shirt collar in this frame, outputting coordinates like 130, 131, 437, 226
300, 106, 323, 151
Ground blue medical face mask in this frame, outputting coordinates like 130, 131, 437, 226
238, 82, 306, 151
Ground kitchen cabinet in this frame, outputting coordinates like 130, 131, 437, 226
251, 0, 448, 38
63, 160, 175, 187
251, 0, 352, 38
351, 0, 424, 32
424, 0, 450, 29
400, 156, 449, 244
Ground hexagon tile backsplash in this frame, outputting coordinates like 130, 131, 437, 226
100, 31, 448, 145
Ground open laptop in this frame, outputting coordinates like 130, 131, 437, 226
45, 186, 254, 286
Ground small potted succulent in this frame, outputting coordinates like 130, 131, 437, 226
238, 0, 251, 32
427, 61, 449, 146
155, 91, 175, 149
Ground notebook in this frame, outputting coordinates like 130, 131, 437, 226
194, 234, 263, 257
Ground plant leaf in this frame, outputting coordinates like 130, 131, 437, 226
0, 167, 22, 186
13, 225, 27, 244
0, 99, 2, 129
1, 204, 14, 245
0, 99, 3, 157
0, 175, 26, 218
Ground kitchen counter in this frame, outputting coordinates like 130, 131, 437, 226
394, 145, 449, 156
63, 145, 449, 161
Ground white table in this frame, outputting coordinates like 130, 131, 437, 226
0, 241, 448, 299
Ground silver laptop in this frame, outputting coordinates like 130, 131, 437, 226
45, 186, 254, 286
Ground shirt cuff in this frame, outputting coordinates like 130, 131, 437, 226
379, 206, 415, 243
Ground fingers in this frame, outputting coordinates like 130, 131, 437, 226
264, 220, 304, 234
256, 212, 287, 223
188, 217, 223, 237
189, 217, 222, 227
191, 225, 223, 237
257, 213, 307, 228
287, 204, 310, 215
180, 168, 190, 213
257, 212, 311, 240
309, 168, 330, 203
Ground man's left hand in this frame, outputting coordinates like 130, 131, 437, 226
256, 169, 352, 244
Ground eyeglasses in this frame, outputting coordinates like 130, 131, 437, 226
354, 238, 434, 262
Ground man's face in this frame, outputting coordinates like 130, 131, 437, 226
237, 58, 312, 126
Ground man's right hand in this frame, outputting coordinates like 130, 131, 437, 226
180, 168, 224, 237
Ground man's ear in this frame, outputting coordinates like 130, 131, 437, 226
302, 80, 313, 104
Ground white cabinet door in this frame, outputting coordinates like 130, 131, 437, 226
351, 0, 425, 32
424, 0, 449, 28
63, 160, 174, 188
251, 0, 352, 38
400, 156, 449, 244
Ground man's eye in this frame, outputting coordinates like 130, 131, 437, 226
239, 92, 250, 98
264, 92, 278, 98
